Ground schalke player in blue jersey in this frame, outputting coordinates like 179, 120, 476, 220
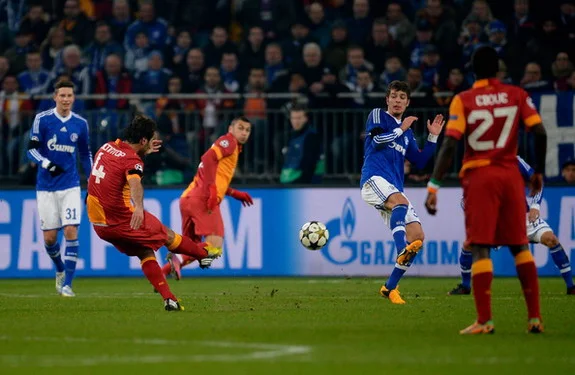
449, 155, 575, 296
27, 80, 93, 297
360, 80, 444, 304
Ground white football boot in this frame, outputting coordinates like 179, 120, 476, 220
55, 271, 65, 294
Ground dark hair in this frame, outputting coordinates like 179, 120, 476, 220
290, 102, 308, 113
385, 80, 411, 98
472, 46, 499, 79
123, 114, 157, 143
54, 80, 75, 92
231, 116, 252, 126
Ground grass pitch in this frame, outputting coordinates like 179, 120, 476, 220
0, 277, 573, 374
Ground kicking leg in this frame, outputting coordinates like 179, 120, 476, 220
138, 249, 183, 311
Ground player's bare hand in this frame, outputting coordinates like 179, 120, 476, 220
130, 207, 144, 230
400, 116, 418, 132
528, 208, 540, 223
528, 173, 543, 197
427, 114, 445, 135
146, 139, 163, 154
425, 193, 438, 215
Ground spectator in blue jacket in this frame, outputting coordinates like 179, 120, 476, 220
17, 50, 50, 95
83, 21, 124, 76
133, 50, 171, 94
124, 1, 168, 50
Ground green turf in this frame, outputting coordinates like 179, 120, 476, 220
0, 277, 573, 374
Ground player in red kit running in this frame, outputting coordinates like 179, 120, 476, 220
161, 116, 254, 279
424, 46, 548, 334
87, 114, 221, 311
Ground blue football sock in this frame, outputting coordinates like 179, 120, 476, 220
385, 264, 409, 290
460, 249, 472, 288
45, 242, 65, 272
550, 244, 573, 288
63, 239, 79, 287
390, 204, 408, 254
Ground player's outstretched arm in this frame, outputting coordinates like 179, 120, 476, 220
128, 176, 145, 230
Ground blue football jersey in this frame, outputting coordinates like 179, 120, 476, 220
360, 108, 437, 191
27, 108, 93, 192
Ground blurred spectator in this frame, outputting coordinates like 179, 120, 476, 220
264, 43, 288, 87
0, 22, 12, 54
434, 67, 469, 106
549, 159, 575, 184
379, 55, 406, 91
297, 42, 325, 89
0, 76, 33, 174
280, 104, 322, 184
346, 0, 373, 44
0, 0, 26, 33
155, 75, 194, 135
405, 67, 435, 108
3, 30, 35, 74
520, 62, 553, 92
462, 0, 494, 34
220, 52, 242, 93
552, 52, 574, 91
496, 59, 512, 84
48, 44, 91, 95
410, 19, 434, 68
203, 26, 237, 67
308, 65, 350, 109
19, 4, 51, 46
323, 20, 349, 72
242, 67, 267, 121
566, 70, 575, 90
238, 0, 297, 40
239, 26, 266, 70
507, 0, 536, 48
0, 56, 8, 86
242, 67, 268, 173
347, 67, 382, 108
93, 54, 132, 109
419, 44, 443, 87
59, 0, 94, 47
17, 50, 50, 95
526, 17, 569, 79
124, 31, 151, 73
178, 48, 205, 93
164, 29, 193, 71
133, 51, 171, 94
363, 19, 400, 74
558, 0, 575, 41
339, 45, 373, 86
107, 0, 132, 44
124, 1, 168, 50
194, 66, 235, 140
385, 2, 415, 49
459, 15, 482, 72
307, 2, 332, 48
83, 21, 124, 76
282, 19, 314, 67
40, 27, 67, 72
415, 0, 458, 60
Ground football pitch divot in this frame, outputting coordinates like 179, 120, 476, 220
0, 336, 312, 367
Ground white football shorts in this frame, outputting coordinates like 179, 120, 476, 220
526, 215, 552, 243
361, 175, 421, 228
37, 186, 82, 230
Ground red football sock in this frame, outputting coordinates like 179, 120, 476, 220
161, 262, 172, 276
471, 258, 493, 324
141, 257, 176, 300
167, 234, 207, 259
515, 251, 541, 320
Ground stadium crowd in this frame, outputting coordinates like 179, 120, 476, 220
1, 0, 574, 184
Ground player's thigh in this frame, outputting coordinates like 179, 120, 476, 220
180, 197, 201, 241
462, 169, 499, 245
526, 216, 552, 243
58, 187, 82, 227
361, 176, 401, 209
36, 190, 61, 230
376, 193, 416, 229
495, 177, 528, 245
185, 197, 224, 237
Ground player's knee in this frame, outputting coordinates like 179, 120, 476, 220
387, 193, 408, 208
541, 232, 559, 248
43, 231, 58, 246
63, 225, 78, 240
406, 224, 424, 243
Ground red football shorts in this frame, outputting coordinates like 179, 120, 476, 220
180, 195, 224, 238
462, 164, 528, 247
93, 211, 167, 256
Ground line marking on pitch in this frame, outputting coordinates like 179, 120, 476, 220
0, 336, 311, 367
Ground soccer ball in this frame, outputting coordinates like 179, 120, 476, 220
299, 221, 329, 250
